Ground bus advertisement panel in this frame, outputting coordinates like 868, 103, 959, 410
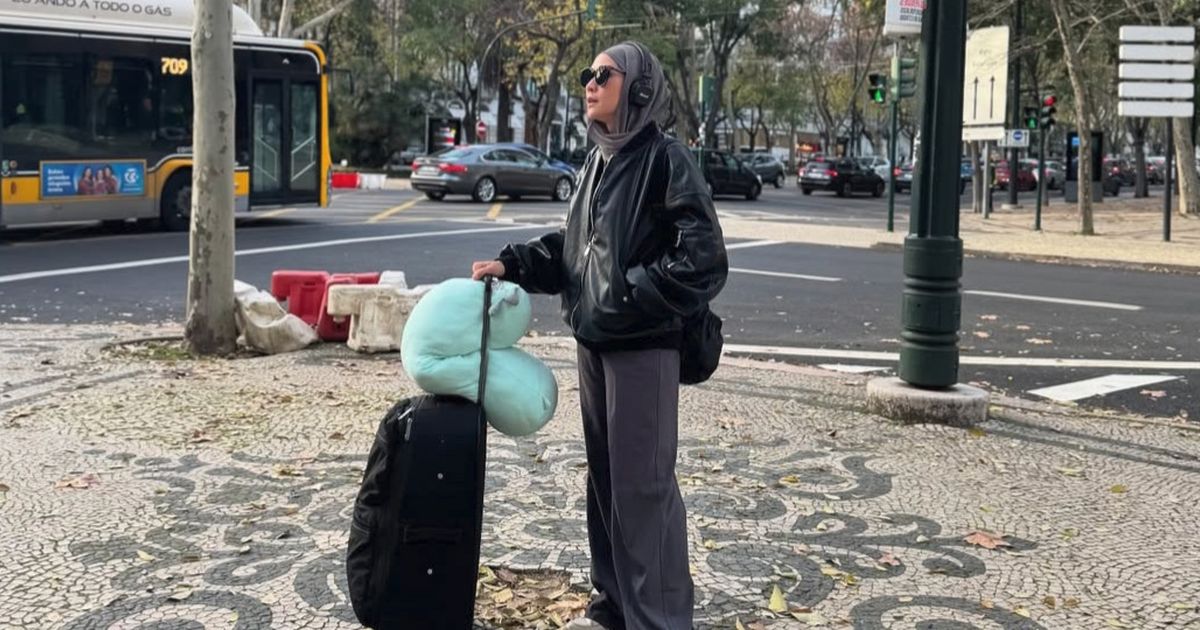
41, 161, 147, 198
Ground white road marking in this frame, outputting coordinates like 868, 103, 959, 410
0, 224, 545, 284
730, 267, 841, 283
1029, 374, 1181, 402
818, 364, 892, 374
726, 240, 784, 251
722, 344, 1200, 370
965, 290, 1143, 312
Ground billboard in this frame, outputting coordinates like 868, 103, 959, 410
884, 0, 925, 37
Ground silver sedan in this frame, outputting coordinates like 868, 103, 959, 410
411, 145, 576, 203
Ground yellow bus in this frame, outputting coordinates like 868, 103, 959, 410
0, 0, 331, 232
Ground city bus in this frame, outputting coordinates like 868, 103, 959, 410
0, 0, 331, 232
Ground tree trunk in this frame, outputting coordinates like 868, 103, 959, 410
970, 141, 983, 213
1173, 116, 1199, 216
1049, 0, 1094, 235
498, 81, 512, 143
276, 0, 292, 37
1129, 117, 1148, 198
187, 0, 238, 356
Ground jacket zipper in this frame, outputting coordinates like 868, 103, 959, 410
570, 161, 605, 330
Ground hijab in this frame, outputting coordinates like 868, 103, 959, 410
586, 41, 671, 161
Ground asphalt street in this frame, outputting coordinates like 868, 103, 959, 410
0, 183, 1193, 421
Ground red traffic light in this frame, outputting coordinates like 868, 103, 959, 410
1043, 95, 1057, 107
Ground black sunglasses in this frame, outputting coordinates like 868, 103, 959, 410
580, 65, 623, 88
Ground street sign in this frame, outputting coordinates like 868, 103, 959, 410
961, 26, 1009, 141
1118, 25, 1195, 119
884, 0, 924, 37
1000, 129, 1029, 148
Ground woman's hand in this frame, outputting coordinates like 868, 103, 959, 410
471, 260, 505, 281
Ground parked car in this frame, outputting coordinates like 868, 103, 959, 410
993, 160, 1037, 192
960, 159, 974, 183
743, 152, 787, 188
858, 155, 891, 179
1103, 157, 1136, 186
496, 143, 577, 176
410, 145, 576, 203
894, 161, 968, 195
799, 157, 886, 197
690, 148, 763, 200
1021, 159, 1065, 190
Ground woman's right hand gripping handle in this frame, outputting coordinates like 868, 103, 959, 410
471, 260, 506, 281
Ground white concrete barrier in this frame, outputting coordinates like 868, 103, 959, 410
232, 280, 318, 354
326, 284, 432, 353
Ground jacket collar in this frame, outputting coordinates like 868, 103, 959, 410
614, 123, 661, 158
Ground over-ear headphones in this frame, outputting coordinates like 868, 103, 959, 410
628, 43, 654, 107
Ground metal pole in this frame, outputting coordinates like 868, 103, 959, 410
1164, 118, 1173, 242
982, 141, 992, 219
1006, 0, 1022, 208
898, 0, 968, 389
888, 41, 900, 233
1035, 127, 1045, 231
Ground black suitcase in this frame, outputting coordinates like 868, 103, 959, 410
346, 279, 493, 629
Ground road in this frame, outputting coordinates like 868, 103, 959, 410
0, 183, 1193, 421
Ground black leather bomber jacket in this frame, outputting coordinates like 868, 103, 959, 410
497, 124, 728, 352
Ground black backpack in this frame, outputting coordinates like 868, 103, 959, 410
346, 279, 493, 629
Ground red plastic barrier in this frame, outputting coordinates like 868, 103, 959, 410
270, 270, 330, 327
331, 172, 360, 189
316, 272, 383, 342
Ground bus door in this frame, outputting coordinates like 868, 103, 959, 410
250, 75, 319, 206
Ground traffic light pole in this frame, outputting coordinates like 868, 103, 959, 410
887, 41, 900, 233
1035, 127, 1045, 231
898, 0, 968, 389
1006, 0, 1023, 209
1164, 119, 1173, 242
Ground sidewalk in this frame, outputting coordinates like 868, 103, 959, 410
2, 325, 1199, 628
722, 196, 1200, 271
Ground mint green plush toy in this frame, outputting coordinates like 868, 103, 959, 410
400, 278, 558, 436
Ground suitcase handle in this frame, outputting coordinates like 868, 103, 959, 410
402, 525, 463, 545
477, 277, 493, 407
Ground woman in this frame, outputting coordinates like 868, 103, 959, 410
77, 167, 96, 196
471, 42, 727, 630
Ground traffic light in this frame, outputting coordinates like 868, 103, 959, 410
1024, 106, 1039, 130
1040, 95, 1057, 129
868, 73, 888, 105
891, 56, 917, 100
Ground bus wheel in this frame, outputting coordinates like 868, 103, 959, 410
160, 173, 192, 232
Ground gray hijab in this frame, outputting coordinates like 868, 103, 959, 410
586, 41, 671, 161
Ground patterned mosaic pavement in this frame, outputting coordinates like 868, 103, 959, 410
2, 325, 1199, 629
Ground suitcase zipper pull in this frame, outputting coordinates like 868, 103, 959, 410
399, 406, 416, 442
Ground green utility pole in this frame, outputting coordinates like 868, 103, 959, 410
897, 0, 969, 389
886, 50, 917, 233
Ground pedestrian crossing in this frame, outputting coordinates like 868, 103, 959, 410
1027, 374, 1181, 403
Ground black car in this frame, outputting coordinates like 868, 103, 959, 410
799, 158, 885, 197
690, 148, 763, 200
743, 152, 787, 188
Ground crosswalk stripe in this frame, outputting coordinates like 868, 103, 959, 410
366, 198, 421, 223
730, 267, 841, 282
1028, 374, 1180, 402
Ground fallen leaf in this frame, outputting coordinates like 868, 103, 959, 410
791, 611, 828, 626
979, 505, 995, 513
1140, 390, 1167, 399
328, 432, 346, 440
1061, 528, 1079, 541
1026, 338, 1053, 345
54, 473, 100, 490
778, 475, 801, 487
963, 530, 1011, 550
272, 465, 300, 478
968, 427, 986, 438
281, 505, 301, 516
1015, 607, 1031, 618
877, 552, 901, 567
1110, 484, 1129, 494
0, 483, 9, 493
735, 620, 746, 630
1064, 598, 1080, 609
136, 550, 156, 562
973, 331, 991, 339
1171, 603, 1197, 611
981, 599, 995, 609
188, 430, 213, 444
492, 588, 513, 604
1044, 596, 1057, 609
167, 589, 193, 602
768, 584, 788, 613
1057, 467, 1085, 478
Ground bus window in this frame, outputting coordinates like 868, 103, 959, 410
157, 71, 193, 152
1, 54, 85, 164
87, 57, 155, 157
